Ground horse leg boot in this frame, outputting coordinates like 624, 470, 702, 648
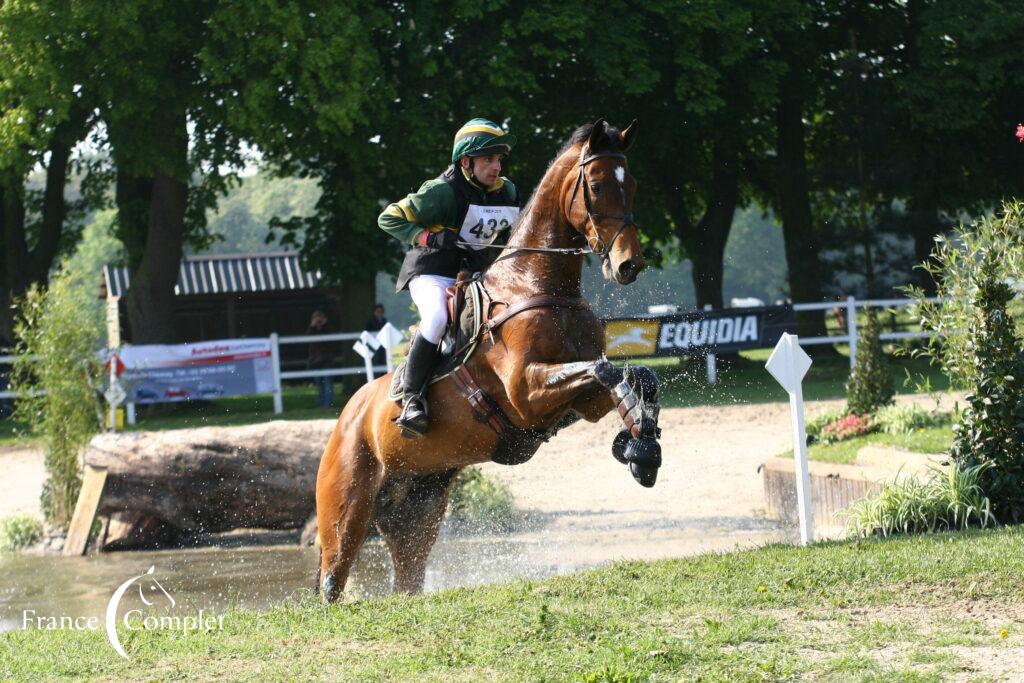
593, 362, 663, 487
394, 333, 441, 438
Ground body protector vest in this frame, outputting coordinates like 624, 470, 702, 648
396, 166, 520, 291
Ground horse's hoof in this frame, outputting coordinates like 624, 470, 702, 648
630, 462, 659, 488
624, 437, 662, 469
611, 429, 631, 464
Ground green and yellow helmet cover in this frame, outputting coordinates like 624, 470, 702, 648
451, 118, 517, 163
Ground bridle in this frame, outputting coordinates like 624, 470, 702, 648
457, 147, 638, 259
566, 149, 636, 264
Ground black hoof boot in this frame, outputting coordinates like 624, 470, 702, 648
627, 365, 659, 402
624, 437, 662, 469
611, 429, 632, 464
395, 394, 428, 438
625, 437, 661, 488
630, 462, 659, 488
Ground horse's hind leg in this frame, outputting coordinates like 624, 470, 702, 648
316, 433, 382, 603
374, 469, 459, 594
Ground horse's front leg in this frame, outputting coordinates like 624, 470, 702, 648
505, 360, 663, 487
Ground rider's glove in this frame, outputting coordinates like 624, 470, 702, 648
416, 228, 458, 250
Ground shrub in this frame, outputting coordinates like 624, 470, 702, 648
846, 309, 894, 415
805, 407, 851, 444
819, 413, 877, 445
905, 201, 1024, 389
948, 252, 1024, 522
447, 467, 520, 531
0, 514, 44, 551
845, 462, 994, 538
875, 403, 950, 436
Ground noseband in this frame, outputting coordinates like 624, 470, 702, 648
567, 150, 637, 262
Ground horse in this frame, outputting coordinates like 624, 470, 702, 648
315, 119, 663, 601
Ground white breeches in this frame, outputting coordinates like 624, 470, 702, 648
408, 274, 456, 344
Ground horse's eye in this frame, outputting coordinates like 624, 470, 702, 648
590, 182, 601, 194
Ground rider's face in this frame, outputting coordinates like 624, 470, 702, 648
466, 154, 504, 186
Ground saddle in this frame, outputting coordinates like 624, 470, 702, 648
388, 275, 486, 402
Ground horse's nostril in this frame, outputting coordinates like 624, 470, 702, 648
618, 261, 638, 280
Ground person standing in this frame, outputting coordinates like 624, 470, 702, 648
307, 310, 335, 408
378, 118, 520, 437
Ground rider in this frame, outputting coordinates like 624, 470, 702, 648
378, 118, 521, 437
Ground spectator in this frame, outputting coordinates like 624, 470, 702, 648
307, 310, 335, 408
364, 304, 388, 378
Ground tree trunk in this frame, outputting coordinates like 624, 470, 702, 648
676, 142, 739, 309
0, 125, 78, 340
776, 73, 829, 337
82, 420, 335, 550
124, 119, 189, 343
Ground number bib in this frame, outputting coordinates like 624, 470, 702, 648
459, 204, 520, 251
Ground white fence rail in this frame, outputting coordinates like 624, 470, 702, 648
792, 296, 937, 369
0, 296, 939, 419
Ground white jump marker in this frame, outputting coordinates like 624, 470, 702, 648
765, 333, 814, 545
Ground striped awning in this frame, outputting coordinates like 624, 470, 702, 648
103, 252, 322, 298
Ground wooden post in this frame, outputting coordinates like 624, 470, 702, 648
63, 464, 108, 556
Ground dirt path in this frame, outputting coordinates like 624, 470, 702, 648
476, 393, 961, 566
0, 446, 45, 519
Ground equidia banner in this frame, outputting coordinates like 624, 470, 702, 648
604, 305, 797, 359
117, 338, 275, 404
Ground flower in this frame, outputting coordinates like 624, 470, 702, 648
1000, 627, 1010, 639
1017, 124, 1024, 143
758, 585, 767, 593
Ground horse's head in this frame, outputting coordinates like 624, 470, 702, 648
563, 119, 645, 284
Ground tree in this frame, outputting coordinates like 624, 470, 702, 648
0, 2, 99, 339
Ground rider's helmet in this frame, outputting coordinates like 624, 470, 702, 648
451, 118, 517, 163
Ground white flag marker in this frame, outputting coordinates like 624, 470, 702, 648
765, 333, 815, 545
376, 323, 404, 373
352, 336, 377, 383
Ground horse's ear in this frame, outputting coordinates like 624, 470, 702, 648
620, 119, 638, 152
588, 119, 608, 149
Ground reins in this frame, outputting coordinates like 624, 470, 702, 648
455, 148, 637, 260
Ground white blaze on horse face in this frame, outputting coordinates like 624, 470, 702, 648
614, 166, 626, 202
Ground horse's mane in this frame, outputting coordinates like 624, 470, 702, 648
558, 122, 625, 155
499, 121, 625, 248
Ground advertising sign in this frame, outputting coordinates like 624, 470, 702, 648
604, 305, 796, 359
118, 338, 275, 404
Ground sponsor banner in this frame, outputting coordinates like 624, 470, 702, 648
604, 305, 796, 358
117, 338, 275, 404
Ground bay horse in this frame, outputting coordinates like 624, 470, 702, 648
316, 119, 663, 601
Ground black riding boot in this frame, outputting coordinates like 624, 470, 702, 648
394, 334, 441, 438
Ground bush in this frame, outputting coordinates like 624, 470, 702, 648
805, 407, 851, 444
906, 201, 1024, 389
948, 252, 1024, 522
819, 413, 877, 445
845, 462, 994, 537
447, 467, 520, 531
0, 514, 44, 551
846, 309, 894, 415
875, 403, 950, 436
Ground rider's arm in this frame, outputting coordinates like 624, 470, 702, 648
378, 180, 458, 246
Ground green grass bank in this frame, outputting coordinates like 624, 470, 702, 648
4, 527, 1023, 681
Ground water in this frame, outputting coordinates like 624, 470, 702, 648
0, 513, 790, 634
0, 531, 590, 633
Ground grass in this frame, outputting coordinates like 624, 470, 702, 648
653, 351, 951, 409
801, 425, 955, 465
4, 527, 1024, 680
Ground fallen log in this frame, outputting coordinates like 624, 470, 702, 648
81, 420, 336, 550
